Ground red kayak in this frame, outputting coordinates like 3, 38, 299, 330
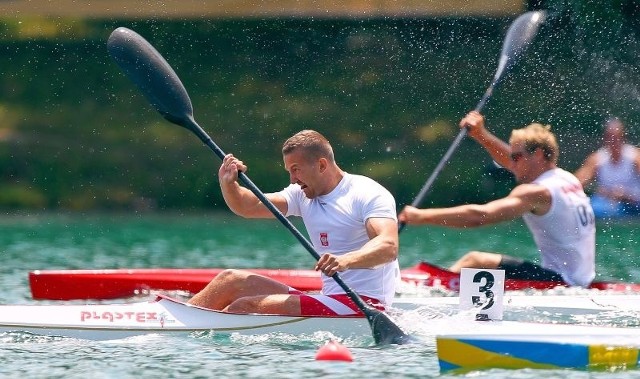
29, 261, 640, 300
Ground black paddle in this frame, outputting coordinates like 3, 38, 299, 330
107, 27, 410, 345
398, 10, 547, 232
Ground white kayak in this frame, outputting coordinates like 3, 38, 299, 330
0, 295, 372, 340
2, 293, 640, 341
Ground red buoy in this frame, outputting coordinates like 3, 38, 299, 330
314, 340, 353, 362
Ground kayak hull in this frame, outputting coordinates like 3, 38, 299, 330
29, 267, 325, 300
0, 295, 370, 340
29, 262, 640, 301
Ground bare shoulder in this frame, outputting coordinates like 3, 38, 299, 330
509, 183, 552, 212
510, 183, 548, 196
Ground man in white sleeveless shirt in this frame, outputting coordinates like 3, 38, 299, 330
399, 111, 595, 287
574, 117, 640, 218
189, 130, 400, 315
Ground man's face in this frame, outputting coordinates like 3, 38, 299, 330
603, 121, 624, 151
283, 149, 323, 198
510, 142, 537, 183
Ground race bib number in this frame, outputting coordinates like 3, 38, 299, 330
459, 268, 505, 321
576, 203, 595, 229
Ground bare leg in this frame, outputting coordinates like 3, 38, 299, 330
187, 269, 291, 310
448, 251, 502, 273
224, 293, 302, 315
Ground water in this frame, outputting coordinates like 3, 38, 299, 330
2, 212, 640, 378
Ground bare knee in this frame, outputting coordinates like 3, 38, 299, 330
206, 269, 290, 299
455, 251, 482, 265
188, 269, 250, 309
212, 269, 251, 288
188, 269, 291, 310
225, 297, 258, 314
449, 251, 499, 272
225, 294, 301, 315
461, 251, 484, 263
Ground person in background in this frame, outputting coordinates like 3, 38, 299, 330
574, 117, 640, 218
189, 130, 400, 315
399, 111, 596, 287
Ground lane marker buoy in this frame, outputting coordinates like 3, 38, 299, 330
315, 340, 353, 362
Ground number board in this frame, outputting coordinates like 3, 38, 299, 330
459, 268, 505, 320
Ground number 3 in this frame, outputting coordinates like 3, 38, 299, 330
472, 271, 495, 310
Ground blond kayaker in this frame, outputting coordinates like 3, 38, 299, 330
399, 111, 596, 287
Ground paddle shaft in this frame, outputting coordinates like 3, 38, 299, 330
398, 11, 546, 232
397, 78, 497, 233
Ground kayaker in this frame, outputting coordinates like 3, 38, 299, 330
188, 129, 400, 315
574, 117, 640, 218
398, 111, 596, 287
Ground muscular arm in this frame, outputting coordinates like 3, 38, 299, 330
316, 217, 399, 275
460, 111, 513, 170
219, 154, 288, 218
470, 128, 514, 171
398, 184, 551, 228
220, 181, 287, 218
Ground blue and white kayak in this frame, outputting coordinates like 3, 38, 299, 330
437, 321, 640, 372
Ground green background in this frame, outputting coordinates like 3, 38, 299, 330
1, 1, 639, 211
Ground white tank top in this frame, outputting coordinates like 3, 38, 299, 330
278, 173, 400, 305
596, 144, 640, 201
522, 168, 596, 286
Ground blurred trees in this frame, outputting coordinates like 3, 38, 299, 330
0, 6, 639, 211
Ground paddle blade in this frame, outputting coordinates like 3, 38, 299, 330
365, 307, 412, 345
107, 27, 194, 127
493, 10, 546, 82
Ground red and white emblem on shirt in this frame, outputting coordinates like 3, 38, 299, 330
320, 232, 329, 246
